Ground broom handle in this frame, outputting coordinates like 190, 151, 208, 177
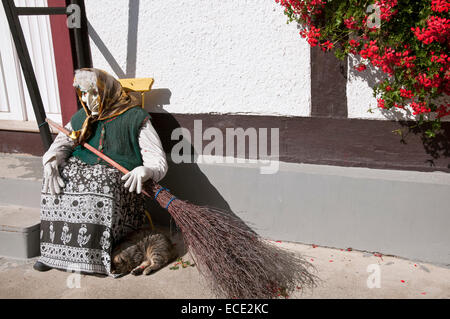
45, 118, 153, 198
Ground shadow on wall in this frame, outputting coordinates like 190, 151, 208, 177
86, 0, 140, 78
143, 97, 235, 227
144, 89, 172, 111
392, 121, 450, 168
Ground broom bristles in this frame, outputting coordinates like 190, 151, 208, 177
146, 181, 318, 299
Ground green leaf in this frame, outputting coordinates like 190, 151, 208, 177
425, 130, 436, 138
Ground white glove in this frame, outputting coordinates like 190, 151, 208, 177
43, 159, 65, 195
121, 166, 153, 194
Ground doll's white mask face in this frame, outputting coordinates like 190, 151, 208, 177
80, 87, 100, 115
73, 70, 100, 115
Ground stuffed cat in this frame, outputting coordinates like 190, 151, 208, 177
111, 228, 177, 276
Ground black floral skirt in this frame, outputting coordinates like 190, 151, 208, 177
38, 156, 146, 276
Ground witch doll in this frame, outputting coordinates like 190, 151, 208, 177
33, 68, 168, 276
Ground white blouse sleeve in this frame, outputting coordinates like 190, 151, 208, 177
138, 119, 168, 183
42, 122, 75, 167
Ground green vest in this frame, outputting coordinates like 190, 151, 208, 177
71, 107, 151, 171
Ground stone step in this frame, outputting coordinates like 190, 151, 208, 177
0, 205, 40, 259
0, 178, 42, 208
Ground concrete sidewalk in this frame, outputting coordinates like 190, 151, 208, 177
0, 241, 449, 299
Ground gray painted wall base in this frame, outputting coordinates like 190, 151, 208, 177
0, 153, 449, 265
153, 157, 450, 266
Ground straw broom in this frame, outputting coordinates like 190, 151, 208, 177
46, 118, 317, 299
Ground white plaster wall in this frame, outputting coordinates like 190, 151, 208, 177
347, 53, 450, 121
86, 1, 448, 120
347, 54, 386, 120
347, 53, 417, 121
85, 0, 311, 116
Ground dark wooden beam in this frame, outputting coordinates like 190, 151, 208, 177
15, 7, 67, 15
149, 113, 450, 173
310, 46, 348, 119
3, 113, 449, 172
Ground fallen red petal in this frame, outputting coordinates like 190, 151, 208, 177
401, 280, 405, 283
373, 253, 384, 260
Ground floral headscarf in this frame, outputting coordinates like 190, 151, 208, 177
72, 68, 140, 146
